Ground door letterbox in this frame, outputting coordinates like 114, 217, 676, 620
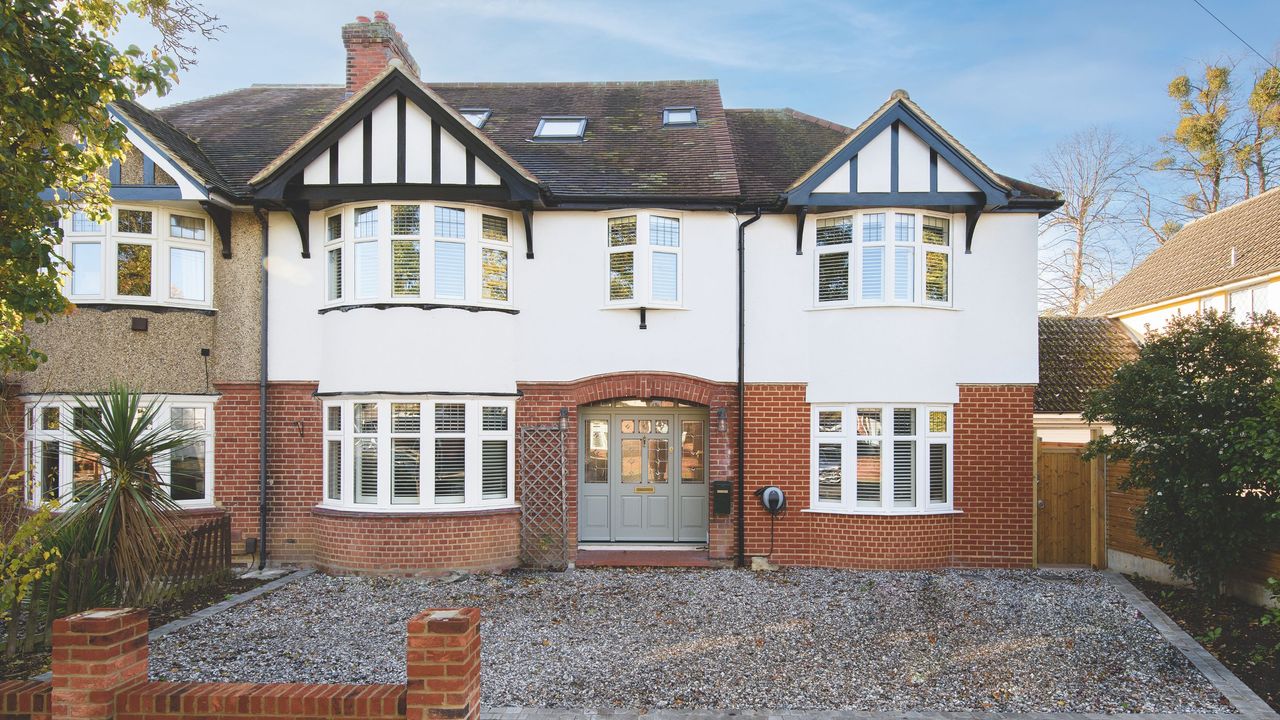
711, 480, 732, 515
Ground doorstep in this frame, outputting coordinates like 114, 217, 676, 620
575, 544, 729, 569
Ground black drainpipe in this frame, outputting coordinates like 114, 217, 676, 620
736, 208, 762, 569
254, 207, 270, 570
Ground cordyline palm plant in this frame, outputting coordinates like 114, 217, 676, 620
51, 384, 204, 604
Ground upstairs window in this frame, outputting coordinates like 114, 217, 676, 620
64, 205, 211, 308
662, 107, 698, 126
460, 109, 491, 129
534, 116, 586, 141
814, 209, 953, 308
605, 212, 682, 307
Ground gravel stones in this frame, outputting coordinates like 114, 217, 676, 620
147, 568, 1232, 713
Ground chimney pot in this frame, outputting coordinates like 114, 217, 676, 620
374, 10, 389, 21
342, 11, 420, 95
356, 15, 370, 22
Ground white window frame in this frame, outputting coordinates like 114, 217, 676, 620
24, 395, 217, 509
320, 202, 515, 309
320, 396, 516, 512
602, 210, 684, 308
61, 204, 214, 310
811, 208, 955, 310
808, 403, 954, 515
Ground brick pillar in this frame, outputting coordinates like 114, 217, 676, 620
50, 608, 148, 720
405, 608, 481, 720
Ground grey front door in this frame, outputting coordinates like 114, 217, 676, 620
579, 408, 708, 543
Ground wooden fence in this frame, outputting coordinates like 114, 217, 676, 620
1, 513, 231, 656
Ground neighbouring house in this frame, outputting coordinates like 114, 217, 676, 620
2, 12, 1061, 574
1082, 188, 1280, 601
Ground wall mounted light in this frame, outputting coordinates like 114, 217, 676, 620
559, 407, 569, 431
715, 407, 727, 433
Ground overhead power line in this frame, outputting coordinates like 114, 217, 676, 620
1190, 0, 1278, 70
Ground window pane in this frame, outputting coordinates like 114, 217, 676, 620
648, 438, 670, 483
482, 215, 508, 242
41, 441, 60, 500
326, 439, 341, 500
70, 243, 102, 296
327, 247, 343, 301
434, 437, 465, 503
482, 406, 508, 432
435, 242, 465, 299
818, 410, 842, 433
71, 212, 101, 233
327, 214, 343, 241
608, 216, 637, 247
652, 251, 678, 302
169, 214, 206, 241
681, 421, 705, 483
391, 402, 421, 433
170, 408, 206, 501
860, 246, 883, 301
434, 206, 465, 239
923, 216, 949, 246
481, 247, 508, 301
435, 403, 465, 433
609, 251, 634, 300
117, 243, 152, 297
862, 213, 885, 243
894, 247, 914, 302
354, 241, 378, 299
895, 213, 915, 243
353, 403, 378, 433
817, 252, 849, 303
392, 239, 421, 297
856, 440, 881, 505
1230, 289, 1250, 322
586, 419, 609, 484
857, 408, 882, 436
1252, 284, 1271, 315
929, 442, 948, 503
354, 207, 378, 238
41, 407, 60, 430
650, 216, 680, 247
817, 443, 841, 502
482, 439, 508, 499
893, 440, 915, 507
353, 438, 378, 504
327, 405, 342, 432
537, 118, 584, 138
73, 407, 100, 429
72, 443, 100, 496
117, 209, 153, 235
893, 408, 915, 436
816, 217, 852, 246
392, 437, 420, 503
928, 410, 948, 434
925, 251, 949, 302
391, 205, 420, 236
169, 247, 206, 301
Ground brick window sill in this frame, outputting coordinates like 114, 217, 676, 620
802, 507, 964, 517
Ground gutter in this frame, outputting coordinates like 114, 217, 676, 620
254, 207, 271, 570
736, 208, 762, 569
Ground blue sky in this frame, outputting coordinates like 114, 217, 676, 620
119, 0, 1280, 181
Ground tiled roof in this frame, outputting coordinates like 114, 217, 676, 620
1087, 188, 1280, 315
1036, 316, 1140, 413
724, 109, 852, 207
112, 99, 234, 196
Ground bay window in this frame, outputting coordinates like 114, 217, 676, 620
604, 212, 682, 307
814, 209, 953, 308
321, 397, 514, 511
63, 205, 212, 308
810, 403, 952, 513
25, 396, 215, 507
322, 202, 512, 307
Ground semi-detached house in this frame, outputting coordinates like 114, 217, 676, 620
7, 12, 1062, 573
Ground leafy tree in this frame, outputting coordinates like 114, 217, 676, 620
1084, 311, 1280, 594
0, 0, 220, 373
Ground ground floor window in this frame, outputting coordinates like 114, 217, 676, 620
24, 395, 215, 507
810, 403, 952, 513
321, 396, 515, 510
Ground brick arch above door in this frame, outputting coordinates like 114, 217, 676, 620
518, 371, 733, 410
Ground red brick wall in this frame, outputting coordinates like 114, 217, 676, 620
953, 384, 1035, 567
516, 372, 738, 562
342, 12, 418, 95
211, 383, 259, 551
264, 382, 324, 564
312, 506, 520, 576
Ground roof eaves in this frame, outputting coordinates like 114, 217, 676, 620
110, 101, 223, 195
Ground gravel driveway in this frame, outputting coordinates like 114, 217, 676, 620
148, 568, 1230, 713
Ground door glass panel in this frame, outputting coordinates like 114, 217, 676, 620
648, 438, 670, 483
620, 438, 642, 483
638, 419, 652, 434
585, 420, 609, 483
654, 419, 670, 434
620, 419, 635, 434
680, 421, 704, 483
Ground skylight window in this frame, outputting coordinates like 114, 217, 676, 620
460, 109, 491, 129
534, 116, 587, 140
663, 107, 698, 126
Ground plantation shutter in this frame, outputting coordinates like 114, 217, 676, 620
434, 404, 466, 504
435, 242, 465, 299
892, 408, 916, 507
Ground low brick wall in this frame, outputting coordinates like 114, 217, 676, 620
0, 606, 482, 720
311, 506, 520, 576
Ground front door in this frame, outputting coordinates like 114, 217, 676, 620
579, 408, 709, 543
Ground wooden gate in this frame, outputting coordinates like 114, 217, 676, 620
1036, 443, 1096, 565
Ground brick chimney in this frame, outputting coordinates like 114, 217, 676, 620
342, 10, 420, 96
